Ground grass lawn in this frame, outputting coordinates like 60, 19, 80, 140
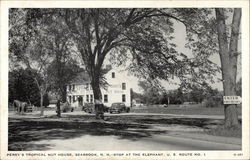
205, 125, 242, 138
130, 104, 242, 138
131, 104, 242, 116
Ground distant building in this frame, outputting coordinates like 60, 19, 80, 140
66, 69, 131, 107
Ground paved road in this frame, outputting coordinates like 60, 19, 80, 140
8, 110, 242, 151
32, 132, 241, 151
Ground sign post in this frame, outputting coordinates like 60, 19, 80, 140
223, 96, 242, 104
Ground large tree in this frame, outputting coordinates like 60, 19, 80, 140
63, 8, 193, 119
9, 8, 81, 115
39, 12, 79, 101
215, 8, 241, 127
9, 8, 53, 116
167, 8, 241, 127
112, 8, 241, 127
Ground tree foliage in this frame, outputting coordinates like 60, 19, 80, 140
138, 80, 163, 104
138, 79, 222, 105
9, 8, 79, 115
61, 8, 188, 118
9, 68, 41, 106
46, 59, 83, 100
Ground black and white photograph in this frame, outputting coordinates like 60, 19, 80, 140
1, 1, 249, 160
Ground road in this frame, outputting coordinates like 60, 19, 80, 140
8, 111, 241, 151
31, 132, 241, 150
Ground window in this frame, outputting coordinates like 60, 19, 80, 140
69, 85, 71, 91
78, 96, 83, 103
122, 83, 126, 90
112, 72, 115, 78
90, 95, 93, 103
104, 94, 108, 103
122, 94, 126, 102
69, 96, 71, 103
86, 95, 89, 102
72, 84, 75, 91
73, 96, 75, 102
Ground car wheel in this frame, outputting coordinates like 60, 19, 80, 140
71, 108, 74, 112
110, 111, 112, 114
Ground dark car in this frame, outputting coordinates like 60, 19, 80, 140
83, 103, 109, 113
82, 103, 95, 113
109, 103, 130, 114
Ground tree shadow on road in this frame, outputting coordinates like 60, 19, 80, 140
8, 118, 167, 151
9, 115, 242, 151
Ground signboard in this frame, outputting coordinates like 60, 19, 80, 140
223, 96, 242, 104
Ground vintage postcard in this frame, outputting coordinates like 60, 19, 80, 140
0, 0, 249, 160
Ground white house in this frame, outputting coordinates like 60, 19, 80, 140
66, 68, 132, 107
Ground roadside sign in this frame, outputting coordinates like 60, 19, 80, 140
223, 96, 242, 104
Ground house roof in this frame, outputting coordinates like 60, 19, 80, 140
68, 72, 91, 85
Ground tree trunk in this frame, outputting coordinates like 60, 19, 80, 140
56, 99, 61, 117
61, 86, 67, 102
215, 8, 241, 128
40, 92, 44, 116
34, 77, 45, 116
91, 72, 104, 119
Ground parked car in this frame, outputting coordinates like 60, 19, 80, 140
83, 103, 109, 113
103, 105, 109, 112
109, 103, 130, 114
82, 103, 95, 113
